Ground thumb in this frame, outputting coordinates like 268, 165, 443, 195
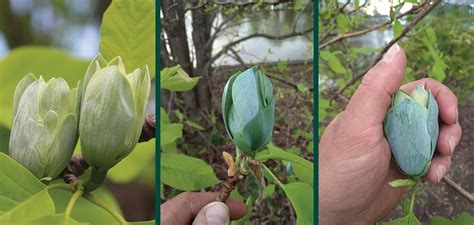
192, 202, 230, 225
345, 44, 407, 127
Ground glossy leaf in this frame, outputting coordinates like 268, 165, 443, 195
320, 51, 346, 74
161, 153, 220, 191
107, 140, 155, 183
100, 0, 156, 78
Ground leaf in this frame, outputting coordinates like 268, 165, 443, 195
263, 166, 313, 225
389, 179, 417, 188
0, 190, 55, 224
186, 120, 205, 131
0, 47, 89, 127
128, 221, 156, 225
382, 212, 421, 225
0, 126, 9, 154
430, 61, 446, 82
294, 0, 303, 10
0, 153, 46, 216
354, 0, 359, 8
393, 20, 403, 38
28, 214, 87, 225
107, 140, 155, 183
99, 0, 156, 78
320, 51, 346, 74
161, 67, 200, 91
292, 162, 313, 187
426, 27, 437, 44
431, 212, 474, 225
161, 153, 220, 191
256, 144, 313, 174
49, 186, 121, 225
160, 108, 183, 146
336, 13, 349, 34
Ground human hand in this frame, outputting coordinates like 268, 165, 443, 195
319, 44, 462, 224
161, 192, 247, 225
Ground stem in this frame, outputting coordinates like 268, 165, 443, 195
46, 183, 75, 192
234, 148, 242, 172
83, 193, 127, 225
84, 168, 107, 193
64, 185, 84, 224
408, 179, 419, 215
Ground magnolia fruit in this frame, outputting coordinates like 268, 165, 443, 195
384, 85, 439, 177
9, 74, 79, 180
222, 67, 275, 157
80, 55, 150, 192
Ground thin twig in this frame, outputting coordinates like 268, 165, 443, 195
442, 176, 474, 203
332, 0, 441, 99
319, 1, 427, 49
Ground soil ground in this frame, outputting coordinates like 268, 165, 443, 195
383, 100, 474, 224
162, 61, 314, 224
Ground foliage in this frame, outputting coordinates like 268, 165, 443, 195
0, 0, 156, 224
319, 1, 473, 223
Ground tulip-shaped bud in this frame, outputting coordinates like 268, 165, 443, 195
9, 74, 79, 180
80, 55, 150, 192
222, 67, 275, 157
384, 85, 439, 177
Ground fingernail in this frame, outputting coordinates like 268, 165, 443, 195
382, 44, 400, 62
448, 136, 456, 155
205, 202, 230, 225
455, 107, 459, 123
436, 165, 446, 182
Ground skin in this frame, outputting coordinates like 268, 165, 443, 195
319, 44, 462, 224
161, 192, 247, 225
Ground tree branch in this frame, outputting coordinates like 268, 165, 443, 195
319, 1, 427, 49
208, 26, 314, 68
442, 176, 474, 203
332, 0, 440, 99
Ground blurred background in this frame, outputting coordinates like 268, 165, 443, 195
0, 0, 156, 222
160, 0, 314, 224
319, 0, 473, 223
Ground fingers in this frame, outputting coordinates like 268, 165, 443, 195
401, 78, 458, 125
436, 123, 462, 156
161, 192, 247, 225
345, 44, 407, 127
193, 202, 230, 225
425, 154, 452, 183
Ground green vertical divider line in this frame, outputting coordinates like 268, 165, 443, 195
156, 0, 161, 223
313, 1, 319, 224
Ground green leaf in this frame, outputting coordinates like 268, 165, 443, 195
256, 144, 313, 177
29, 214, 86, 225
48, 179, 121, 225
354, 0, 359, 8
99, 0, 156, 78
294, 0, 303, 10
108, 139, 155, 183
0, 47, 89, 127
263, 166, 313, 225
161, 67, 200, 91
0, 153, 46, 216
320, 51, 346, 74
393, 20, 403, 38
0, 190, 55, 224
161, 108, 183, 146
389, 179, 417, 188
426, 27, 437, 44
431, 212, 474, 225
430, 61, 446, 82
128, 221, 156, 225
383, 212, 421, 225
0, 126, 9, 154
186, 120, 205, 131
336, 13, 349, 34
161, 153, 220, 191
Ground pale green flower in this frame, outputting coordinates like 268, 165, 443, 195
80, 54, 150, 192
9, 74, 79, 180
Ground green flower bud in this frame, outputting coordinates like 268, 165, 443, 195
222, 67, 275, 157
9, 74, 79, 180
80, 55, 150, 192
384, 85, 439, 177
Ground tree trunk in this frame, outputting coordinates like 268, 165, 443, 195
161, 0, 198, 114
191, 6, 214, 111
